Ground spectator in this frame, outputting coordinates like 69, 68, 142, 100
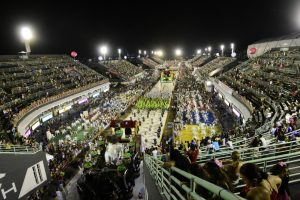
270, 162, 290, 200
223, 151, 243, 185
185, 143, 199, 164
152, 147, 158, 159
240, 163, 281, 200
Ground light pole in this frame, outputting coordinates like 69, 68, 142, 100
20, 27, 33, 54
220, 45, 224, 57
208, 46, 211, 55
118, 48, 121, 60
100, 45, 108, 60
231, 43, 234, 54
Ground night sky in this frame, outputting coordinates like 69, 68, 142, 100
0, 0, 299, 58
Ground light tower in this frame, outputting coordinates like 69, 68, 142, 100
20, 26, 33, 54
100, 45, 108, 60
220, 45, 225, 57
118, 48, 122, 60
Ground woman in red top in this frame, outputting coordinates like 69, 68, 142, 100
186, 144, 199, 164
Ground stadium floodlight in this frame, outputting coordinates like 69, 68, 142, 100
118, 48, 122, 59
157, 50, 163, 57
205, 48, 208, 52
208, 46, 212, 55
138, 49, 142, 55
197, 49, 201, 55
144, 50, 147, 55
175, 49, 182, 56
231, 43, 234, 54
220, 44, 225, 56
99, 45, 108, 60
20, 26, 33, 54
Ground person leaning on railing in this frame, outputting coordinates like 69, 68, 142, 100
240, 163, 281, 200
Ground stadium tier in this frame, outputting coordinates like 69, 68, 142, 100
1, 36, 300, 200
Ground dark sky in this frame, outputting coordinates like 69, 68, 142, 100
0, 0, 298, 58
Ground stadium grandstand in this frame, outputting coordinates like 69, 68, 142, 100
1, 34, 300, 200
1, 1, 300, 199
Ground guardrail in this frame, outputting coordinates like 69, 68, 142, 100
144, 154, 244, 200
234, 151, 300, 193
0, 144, 41, 154
196, 140, 300, 164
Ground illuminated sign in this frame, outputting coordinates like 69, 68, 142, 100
41, 113, 53, 122
224, 99, 229, 106
24, 129, 32, 138
78, 97, 88, 104
232, 107, 240, 117
31, 121, 40, 131
249, 47, 256, 54
92, 92, 100, 98
58, 104, 72, 114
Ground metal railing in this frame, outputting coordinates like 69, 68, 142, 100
144, 154, 244, 200
197, 140, 300, 164
0, 144, 41, 154
234, 151, 300, 193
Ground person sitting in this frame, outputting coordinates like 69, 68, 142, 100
185, 143, 199, 164
203, 159, 233, 194
223, 151, 243, 185
206, 140, 214, 154
270, 162, 290, 200
240, 163, 281, 200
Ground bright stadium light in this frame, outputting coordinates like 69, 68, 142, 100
20, 26, 33, 54
21, 27, 33, 40
208, 46, 211, 52
118, 48, 122, 60
175, 49, 182, 56
220, 44, 225, 56
231, 43, 234, 53
99, 45, 108, 60
144, 50, 147, 55
197, 49, 201, 54
138, 49, 142, 55
157, 50, 163, 57
151, 51, 154, 54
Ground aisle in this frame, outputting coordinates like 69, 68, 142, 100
131, 161, 145, 200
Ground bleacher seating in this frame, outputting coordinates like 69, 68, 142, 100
0, 55, 106, 134
100, 60, 144, 81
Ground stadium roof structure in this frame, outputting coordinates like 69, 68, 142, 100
247, 32, 300, 58
252, 32, 300, 44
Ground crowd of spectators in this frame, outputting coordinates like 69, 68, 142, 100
0, 55, 106, 139
101, 60, 144, 81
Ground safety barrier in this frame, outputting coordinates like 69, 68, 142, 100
144, 154, 245, 200
0, 143, 41, 154
197, 140, 300, 164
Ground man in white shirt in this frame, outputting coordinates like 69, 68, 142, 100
259, 134, 267, 149
152, 147, 158, 159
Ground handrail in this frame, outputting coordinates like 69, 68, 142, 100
144, 154, 244, 200
197, 140, 299, 163
0, 144, 41, 154
246, 151, 300, 164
